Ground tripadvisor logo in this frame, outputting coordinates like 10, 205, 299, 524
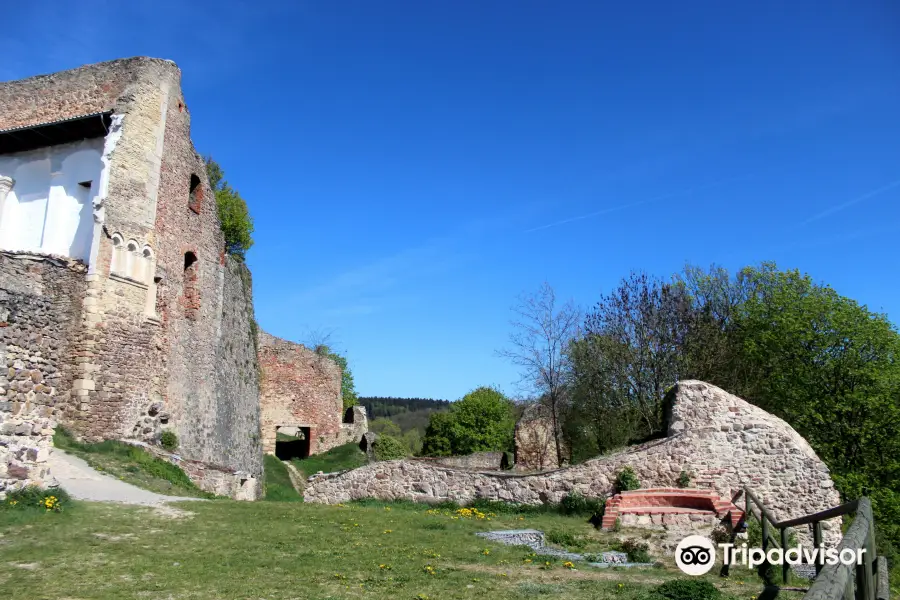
675, 535, 867, 576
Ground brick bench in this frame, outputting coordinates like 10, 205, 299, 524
601, 488, 743, 530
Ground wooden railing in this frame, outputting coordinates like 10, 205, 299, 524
726, 488, 889, 600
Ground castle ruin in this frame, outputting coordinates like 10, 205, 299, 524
0, 58, 365, 500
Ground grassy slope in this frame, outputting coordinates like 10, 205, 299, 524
291, 442, 368, 477
0, 500, 786, 600
53, 428, 213, 499
262, 454, 302, 501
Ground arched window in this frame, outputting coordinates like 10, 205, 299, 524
110, 233, 124, 274
125, 240, 139, 280
183, 251, 200, 319
141, 246, 154, 284
188, 174, 203, 214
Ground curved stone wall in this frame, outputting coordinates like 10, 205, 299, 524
305, 381, 841, 543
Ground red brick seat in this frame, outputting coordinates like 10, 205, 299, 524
601, 487, 743, 530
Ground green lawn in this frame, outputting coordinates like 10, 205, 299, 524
0, 498, 790, 600
292, 442, 369, 477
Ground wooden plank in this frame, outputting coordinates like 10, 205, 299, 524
782, 527, 790, 585
804, 503, 872, 600
779, 500, 860, 529
814, 522, 825, 576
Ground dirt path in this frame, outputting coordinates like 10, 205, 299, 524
283, 460, 305, 495
48, 450, 205, 507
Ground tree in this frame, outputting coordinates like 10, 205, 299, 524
732, 266, 900, 481
574, 272, 691, 440
499, 283, 580, 466
204, 157, 254, 258
314, 345, 359, 409
449, 387, 516, 455
421, 411, 454, 456
369, 417, 402, 438
420, 387, 516, 456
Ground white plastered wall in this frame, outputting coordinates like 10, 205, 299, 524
0, 138, 104, 263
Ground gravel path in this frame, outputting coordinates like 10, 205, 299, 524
48, 450, 205, 506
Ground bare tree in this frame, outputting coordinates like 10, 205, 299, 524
498, 282, 580, 466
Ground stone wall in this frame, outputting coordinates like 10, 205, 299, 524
425, 452, 509, 471
209, 258, 263, 481
258, 332, 346, 455
306, 381, 842, 544
514, 403, 564, 471
0, 252, 86, 495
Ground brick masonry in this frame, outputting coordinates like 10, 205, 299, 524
258, 332, 367, 456
305, 381, 843, 545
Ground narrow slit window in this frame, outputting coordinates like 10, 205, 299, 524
188, 174, 203, 213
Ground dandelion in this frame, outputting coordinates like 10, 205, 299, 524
563, 561, 575, 570
524, 558, 533, 564
379, 564, 391, 570
383, 530, 393, 534
482, 549, 490, 555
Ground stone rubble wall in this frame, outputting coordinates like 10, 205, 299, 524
514, 403, 565, 471
336, 405, 369, 447
138, 442, 259, 501
424, 451, 509, 471
0, 253, 87, 495
258, 333, 346, 455
306, 381, 842, 545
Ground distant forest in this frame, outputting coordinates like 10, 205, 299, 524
359, 397, 451, 436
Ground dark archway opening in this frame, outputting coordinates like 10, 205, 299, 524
275, 427, 310, 460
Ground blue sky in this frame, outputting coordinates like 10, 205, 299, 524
4, 1, 899, 400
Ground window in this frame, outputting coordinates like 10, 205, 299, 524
188, 174, 203, 214
110, 234, 124, 274
183, 251, 200, 319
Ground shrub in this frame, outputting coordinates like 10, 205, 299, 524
614, 466, 640, 492
559, 490, 605, 524
2, 486, 71, 513
160, 430, 178, 451
617, 538, 651, 563
676, 470, 692, 488
374, 435, 409, 461
653, 578, 723, 600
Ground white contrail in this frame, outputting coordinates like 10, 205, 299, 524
802, 178, 900, 225
523, 177, 745, 234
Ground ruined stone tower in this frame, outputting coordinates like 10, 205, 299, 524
0, 58, 262, 498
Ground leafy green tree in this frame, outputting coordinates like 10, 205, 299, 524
402, 428, 423, 455
421, 387, 515, 456
314, 345, 358, 409
421, 411, 454, 456
204, 157, 254, 259
449, 387, 516, 455
730, 266, 900, 549
369, 417, 401, 438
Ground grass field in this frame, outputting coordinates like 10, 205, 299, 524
0, 496, 795, 600
292, 442, 369, 477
